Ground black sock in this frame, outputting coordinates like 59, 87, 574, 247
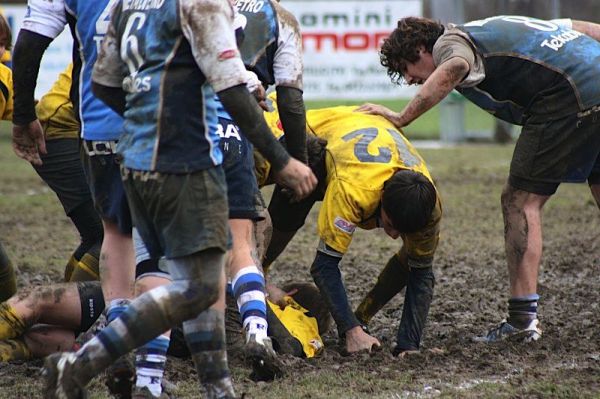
507, 295, 539, 329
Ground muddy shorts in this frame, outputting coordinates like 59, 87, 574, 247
509, 107, 600, 195
218, 117, 265, 220
32, 138, 93, 216
76, 281, 105, 334
81, 140, 132, 234
121, 166, 230, 259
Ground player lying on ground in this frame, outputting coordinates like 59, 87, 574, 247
0, 277, 331, 362
258, 96, 442, 356
357, 16, 600, 343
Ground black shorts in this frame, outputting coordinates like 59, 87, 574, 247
121, 166, 230, 259
81, 140, 132, 234
218, 118, 264, 220
76, 281, 105, 334
32, 138, 93, 215
509, 108, 600, 195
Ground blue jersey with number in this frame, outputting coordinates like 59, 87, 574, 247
64, 0, 123, 140
455, 16, 600, 124
108, 0, 222, 173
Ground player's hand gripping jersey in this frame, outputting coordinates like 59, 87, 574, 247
261, 95, 441, 262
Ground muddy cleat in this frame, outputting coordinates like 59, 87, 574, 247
105, 353, 135, 399
42, 352, 87, 399
474, 319, 542, 343
244, 334, 284, 381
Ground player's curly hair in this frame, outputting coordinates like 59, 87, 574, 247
380, 17, 445, 85
0, 14, 12, 52
382, 169, 436, 233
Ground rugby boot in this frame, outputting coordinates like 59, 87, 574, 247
42, 352, 87, 399
244, 334, 284, 381
105, 353, 135, 399
474, 318, 542, 343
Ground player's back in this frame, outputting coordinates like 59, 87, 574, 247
109, 0, 222, 173
62, 0, 123, 139
306, 106, 433, 191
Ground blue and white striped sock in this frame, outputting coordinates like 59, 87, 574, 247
135, 334, 170, 397
231, 265, 268, 342
106, 298, 130, 323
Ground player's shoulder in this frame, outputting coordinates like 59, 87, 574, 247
180, 0, 232, 15
272, 0, 300, 29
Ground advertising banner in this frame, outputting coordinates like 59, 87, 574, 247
283, 0, 422, 100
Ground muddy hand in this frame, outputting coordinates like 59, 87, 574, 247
274, 158, 317, 201
266, 284, 298, 309
345, 326, 381, 354
355, 103, 401, 127
12, 120, 47, 166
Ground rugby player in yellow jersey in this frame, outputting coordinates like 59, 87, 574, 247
0, 13, 17, 302
32, 64, 104, 283
260, 95, 442, 355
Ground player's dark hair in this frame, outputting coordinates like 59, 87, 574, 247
282, 282, 332, 335
380, 17, 444, 85
382, 169, 436, 233
0, 14, 12, 51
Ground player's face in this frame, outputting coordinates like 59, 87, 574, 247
402, 46, 436, 85
380, 207, 400, 240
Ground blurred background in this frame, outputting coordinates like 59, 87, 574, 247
1, 0, 598, 141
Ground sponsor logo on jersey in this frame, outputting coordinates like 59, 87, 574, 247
540, 29, 584, 51
334, 216, 356, 234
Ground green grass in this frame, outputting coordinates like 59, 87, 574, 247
305, 96, 495, 140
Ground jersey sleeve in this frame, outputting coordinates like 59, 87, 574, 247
0, 65, 13, 121
273, 3, 303, 89
550, 18, 573, 30
401, 195, 442, 268
92, 6, 125, 88
22, 0, 67, 39
180, 0, 248, 93
318, 178, 380, 254
433, 29, 485, 87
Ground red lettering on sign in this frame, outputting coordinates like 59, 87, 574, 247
302, 31, 390, 51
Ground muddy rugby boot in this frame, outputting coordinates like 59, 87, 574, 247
105, 353, 135, 399
132, 386, 172, 399
245, 334, 284, 381
474, 318, 542, 343
42, 352, 88, 399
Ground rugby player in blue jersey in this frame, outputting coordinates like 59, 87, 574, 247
359, 16, 600, 343
40, 0, 316, 398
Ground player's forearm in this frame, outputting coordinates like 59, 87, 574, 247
12, 30, 52, 125
396, 57, 469, 128
91, 82, 126, 117
572, 20, 600, 42
310, 250, 359, 334
217, 84, 290, 172
276, 86, 308, 164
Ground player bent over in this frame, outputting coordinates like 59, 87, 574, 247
260, 99, 442, 355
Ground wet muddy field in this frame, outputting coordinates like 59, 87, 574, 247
0, 140, 598, 398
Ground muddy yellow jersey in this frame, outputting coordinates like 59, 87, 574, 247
0, 62, 12, 121
35, 63, 79, 140
267, 297, 323, 358
261, 95, 440, 261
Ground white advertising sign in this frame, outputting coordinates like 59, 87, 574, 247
284, 0, 422, 100
2, 5, 72, 98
